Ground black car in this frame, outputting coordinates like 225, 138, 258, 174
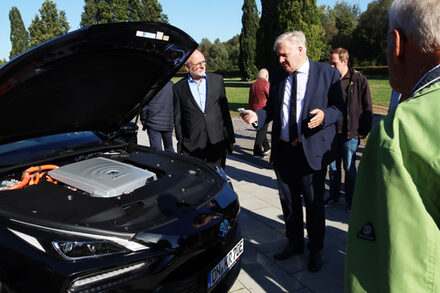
0, 22, 242, 293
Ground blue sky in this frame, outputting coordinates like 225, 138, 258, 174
0, 0, 372, 61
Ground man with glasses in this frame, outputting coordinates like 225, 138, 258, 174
173, 50, 235, 169
346, 0, 440, 292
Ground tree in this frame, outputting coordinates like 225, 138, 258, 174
80, 0, 167, 26
225, 35, 240, 72
320, 5, 338, 46
134, 0, 168, 22
28, 0, 70, 48
209, 39, 229, 72
9, 7, 30, 59
277, 0, 327, 61
239, 0, 259, 80
198, 38, 213, 61
0, 59, 7, 67
328, 2, 360, 50
256, 0, 279, 70
351, 0, 392, 65
257, 0, 327, 70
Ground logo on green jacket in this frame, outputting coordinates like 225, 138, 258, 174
357, 223, 376, 241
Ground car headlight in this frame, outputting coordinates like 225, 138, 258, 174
52, 240, 128, 260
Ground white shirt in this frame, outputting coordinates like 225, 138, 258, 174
280, 59, 310, 142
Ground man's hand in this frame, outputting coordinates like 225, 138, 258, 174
240, 109, 258, 125
308, 109, 324, 129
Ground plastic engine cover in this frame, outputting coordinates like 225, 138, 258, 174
48, 157, 156, 197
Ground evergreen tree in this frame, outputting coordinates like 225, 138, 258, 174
81, 0, 167, 27
256, 0, 279, 70
28, 0, 70, 48
225, 35, 240, 72
134, 0, 168, 22
239, 0, 259, 80
9, 7, 30, 59
277, 0, 327, 61
257, 0, 327, 69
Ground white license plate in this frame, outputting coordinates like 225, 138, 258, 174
207, 238, 244, 290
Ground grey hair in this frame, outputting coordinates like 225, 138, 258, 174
258, 68, 269, 78
388, 0, 440, 54
273, 31, 307, 53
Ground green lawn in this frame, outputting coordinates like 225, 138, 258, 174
173, 75, 393, 114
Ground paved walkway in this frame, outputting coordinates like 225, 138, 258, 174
136, 107, 387, 293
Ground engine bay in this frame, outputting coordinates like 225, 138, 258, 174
0, 152, 158, 198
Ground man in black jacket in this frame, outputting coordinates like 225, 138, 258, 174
141, 80, 175, 152
173, 50, 235, 169
326, 48, 373, 210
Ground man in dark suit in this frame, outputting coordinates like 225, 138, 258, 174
241, 31, 343, 272
173, 50, 235, 169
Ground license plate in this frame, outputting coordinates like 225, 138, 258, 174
207, 238, 244, 290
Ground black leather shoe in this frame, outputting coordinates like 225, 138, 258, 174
308, 252, 323, 272
273, 242, 304, 260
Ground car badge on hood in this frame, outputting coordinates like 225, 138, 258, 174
218, 219, 230, 238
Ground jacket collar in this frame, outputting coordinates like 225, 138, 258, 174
411, 64, 440, 96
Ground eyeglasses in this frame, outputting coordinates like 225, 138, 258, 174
188, 60, 206, 68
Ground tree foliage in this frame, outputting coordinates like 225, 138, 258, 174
80, 0, 167, 26
198, 38, 213, 61
0, 59, 7, 67
277, 0, 327, 62
351, 0, 392, 65
257, 0, 327, 70
9, 7, 30, 59
197, 36, 239, 73
209, 39, 230, 72
256, 0, 279, 70
134, 0, 168, 22
239, 0, 259, 80
326, 2, 360, 50
225, 35, 240, 72
28, 0, 70, 48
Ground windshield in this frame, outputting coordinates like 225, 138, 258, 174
0, 132, 102, 165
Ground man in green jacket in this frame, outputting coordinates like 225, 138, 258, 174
345, 0, 440, 292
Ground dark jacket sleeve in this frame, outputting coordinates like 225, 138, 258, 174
358, 75, 373, 137
219, 77, 236, 153
173, 81, 184, 153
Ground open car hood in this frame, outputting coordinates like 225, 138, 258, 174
0, 22, 197, 145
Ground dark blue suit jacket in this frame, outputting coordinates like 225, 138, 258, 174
257, 61, 344, 170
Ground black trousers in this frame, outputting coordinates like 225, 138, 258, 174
183, 140, 227, 170
274, 141, 326, 253
146, 129, 174, 152
253, 121, 270, 154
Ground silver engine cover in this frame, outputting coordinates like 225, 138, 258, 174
48, 157, 156, 198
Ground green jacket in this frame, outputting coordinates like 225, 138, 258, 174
345, 68, 440, 293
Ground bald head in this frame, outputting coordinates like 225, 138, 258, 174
185, 50, 206, 82
258, 68, 269, 81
